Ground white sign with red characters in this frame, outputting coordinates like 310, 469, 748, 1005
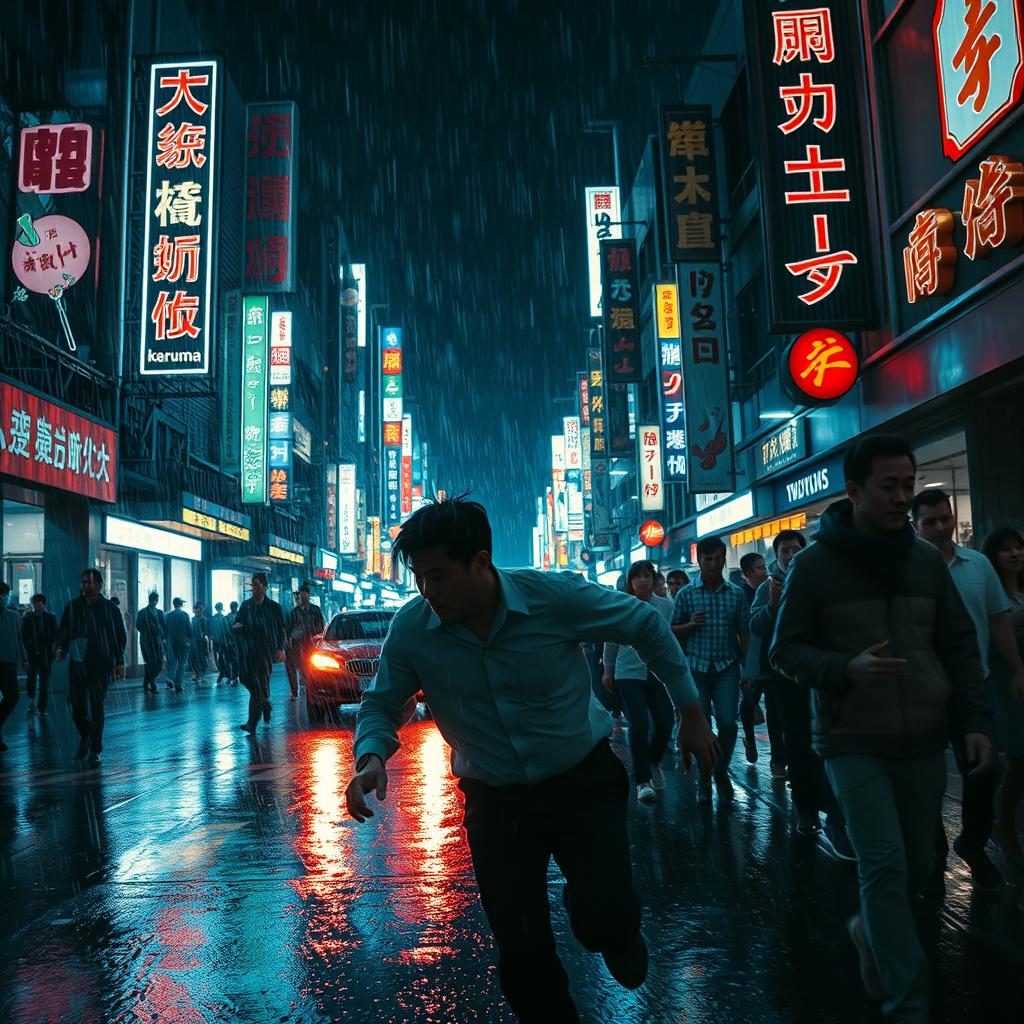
585, 186, 621, 317
934, 0, 1024, 162
19, 123, 92, 194
639, 425, 665, 513
140, 60, 219, 376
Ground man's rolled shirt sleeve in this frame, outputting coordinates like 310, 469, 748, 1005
562, 573, 698, 708
353, 618, 422, 765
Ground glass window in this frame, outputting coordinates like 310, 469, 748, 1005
170, 557, 194, 613
325, 611, 396, 642
914, 432, 973, 546
2, 499, 44, 554
137, 555, 164, 662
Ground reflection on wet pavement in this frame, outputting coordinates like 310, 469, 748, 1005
0, 670, 1021, 1022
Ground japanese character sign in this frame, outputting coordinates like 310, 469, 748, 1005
639, 425, 665, 512
0, 381, 116, 503
19, 123, 92, 194
934, 0, 1024, 161
680, 264, 735, 492
903, 208, 958, 303
244, 102, 298, 291
12, 214, 91, 296
141, 60, 218, 375
600, 239, 641, 384
585, 186, 622, 316
746, 0, 879, 331
784, 326, 859, 404
241, 297, 269, 504
660, 105, 721, 261
962, 154, 1024, 259
639, 520, 666, 548
654, 283, 686, 483
382, 327, 404, 534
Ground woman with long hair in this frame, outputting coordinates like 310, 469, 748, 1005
982, 526, 1024, 869
602, 560, 682, 803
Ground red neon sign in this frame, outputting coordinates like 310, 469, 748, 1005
785, 327, 859, 404
639, 520, 666, 547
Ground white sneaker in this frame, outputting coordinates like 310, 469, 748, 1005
650, 764, 665, 790
637, 783, 656, 803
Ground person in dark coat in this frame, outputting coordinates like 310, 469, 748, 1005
164, 598, 193, 693
190, 602, 210, 679
224, 601, 240, 684
233, 573, 287, 733
285, 584, 325, 700
210, 602, 231, 684
56, 569, 127, 766
135, 592, 165, 693
22, 593, 58, 715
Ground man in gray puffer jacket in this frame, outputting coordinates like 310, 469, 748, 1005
771, 434, 991, 1024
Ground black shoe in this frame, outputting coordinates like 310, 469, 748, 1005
175, 687, 183, 693
953, 837, 1004, 889
602, 932, 648, 989
238, 723, 255, 734
821, 822, 857, 862
166, 682, 174, 689
921, 864, 947, 900
262, 701, 272, 724
74, 738, 90, 761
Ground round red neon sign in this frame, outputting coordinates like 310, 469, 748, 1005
785, 328, 859, 405
639, 520, 665, 548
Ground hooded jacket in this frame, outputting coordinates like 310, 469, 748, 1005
769, 500, 990, 758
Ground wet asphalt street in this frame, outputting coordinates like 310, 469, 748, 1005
1, 667, 1022, 1024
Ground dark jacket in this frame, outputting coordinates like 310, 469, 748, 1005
57, 595, 127, 676
135, 605, 166, 662
287, 603, 325, 649
209, 612, 229, 645
235, 596, 287, 669
769, 500, 990, 758
22, 609, 58, 665
165, 608, 193, 657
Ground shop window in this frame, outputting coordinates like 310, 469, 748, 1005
2, 500, 44, 606
170, 557, 194, 613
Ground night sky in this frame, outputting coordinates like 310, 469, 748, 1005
193, 0, 713, 565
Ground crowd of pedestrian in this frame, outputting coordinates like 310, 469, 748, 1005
0, 570, 327, 757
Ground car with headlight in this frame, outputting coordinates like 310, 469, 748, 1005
305, 609, 408, 723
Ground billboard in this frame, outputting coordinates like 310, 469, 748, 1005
382, 326, 403, 534
639, 424, 664, 512
600, 238, 642, 384
340, 464, 357, 554
585, 186, 622, 317
140, 60, 219, 375
240, 296, 268, 504
655, 282, 686, 482
268, 311, 292, 502
244, 102, 298, 292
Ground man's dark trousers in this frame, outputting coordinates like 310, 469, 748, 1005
68, 663, 109, 753
26, 657, 51, 713
142, 656, 162, 692
240, 660, 272, 730
459, 740, 641, 1023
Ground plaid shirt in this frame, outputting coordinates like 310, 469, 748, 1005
671, 577, 750, 672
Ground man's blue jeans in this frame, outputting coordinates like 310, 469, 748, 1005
167, 649, 188, 691
825, 753, 947, 1024
692, 663, 740, 779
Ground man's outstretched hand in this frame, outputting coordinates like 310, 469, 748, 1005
676, 702, 719, 783
345, 755, 388, 822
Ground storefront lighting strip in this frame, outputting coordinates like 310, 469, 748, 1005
730, 513, 807, 549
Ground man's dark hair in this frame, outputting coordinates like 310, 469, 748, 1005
195, 602, 204, 612
696, 536, 726, 559
983, 526, 1024, 593
654, 570, 665, 584
911, 488, 951, 521
82, 568, 102, 585
0, 581, 10, 596
32, 593, 46, 605
299, 583, 310, 593
772, 529, 807, 554
252, 572, 269, 587
844, 434, 916, 486
148, 592, 159, 603
392, 495, 492, 569
666, 569, 687, 581
173, 597, 184, 608
230, 601, 239, 611
215, 602, 223, 612
110, 596, 120, 606
740, 552, 764, 576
